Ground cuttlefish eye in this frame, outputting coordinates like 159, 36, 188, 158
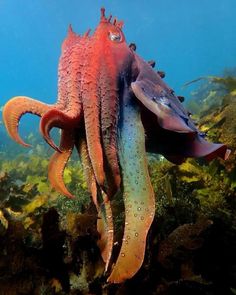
109, 31, 122, 42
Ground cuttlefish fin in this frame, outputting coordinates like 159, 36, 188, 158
131, 54, 196, 133
131, 54, 230, 162
48, 129, 74, 198
3, 96, 51, 147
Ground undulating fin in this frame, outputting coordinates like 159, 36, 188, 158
2, 96, 51, 147
139, 84, 230, 162
131, 54, 230, 162
48, 129, 74, 198
189, 134, 230, 161
76, 135, 114, 271
131, 54, 197, 133
107, 84, 155, 283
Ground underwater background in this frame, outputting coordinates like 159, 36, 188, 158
0, 1, 236, 294
1, 0, 236, 140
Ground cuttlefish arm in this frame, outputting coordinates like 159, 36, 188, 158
108, 82, 155, 283
40, 31, 83, 152
48, 129, 75, 199
131, 54, 230, 161
3, 96, 51, 147
76, 135, 114, 271
97, 194, 114, 272
76, 135, 98, 207
40, 108, 82, 152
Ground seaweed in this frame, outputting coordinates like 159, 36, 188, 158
0, 69, 236, 294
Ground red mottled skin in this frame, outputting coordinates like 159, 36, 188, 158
3, 10, 131, 282
3, 8, 229, 284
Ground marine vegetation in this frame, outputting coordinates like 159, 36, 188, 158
1, 9, 235, 295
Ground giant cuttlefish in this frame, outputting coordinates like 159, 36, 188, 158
3, 8, 229, 283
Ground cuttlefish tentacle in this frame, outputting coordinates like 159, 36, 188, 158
108, 85, 155, 283
40, 108, 82, 152
48, 129, 75, 198
76, 135, 114, 270
3, 96, 51, 147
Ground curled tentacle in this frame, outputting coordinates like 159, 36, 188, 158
40, 108, 82, 152
48, 129, 75, 198
3, 96, 51, 147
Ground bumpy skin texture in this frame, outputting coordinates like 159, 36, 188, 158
3, 8, 229, 283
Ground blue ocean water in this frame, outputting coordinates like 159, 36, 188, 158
0, 3, 236, 292
0, 0, 236, 138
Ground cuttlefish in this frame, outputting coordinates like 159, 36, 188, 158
3, 8, 229, 283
